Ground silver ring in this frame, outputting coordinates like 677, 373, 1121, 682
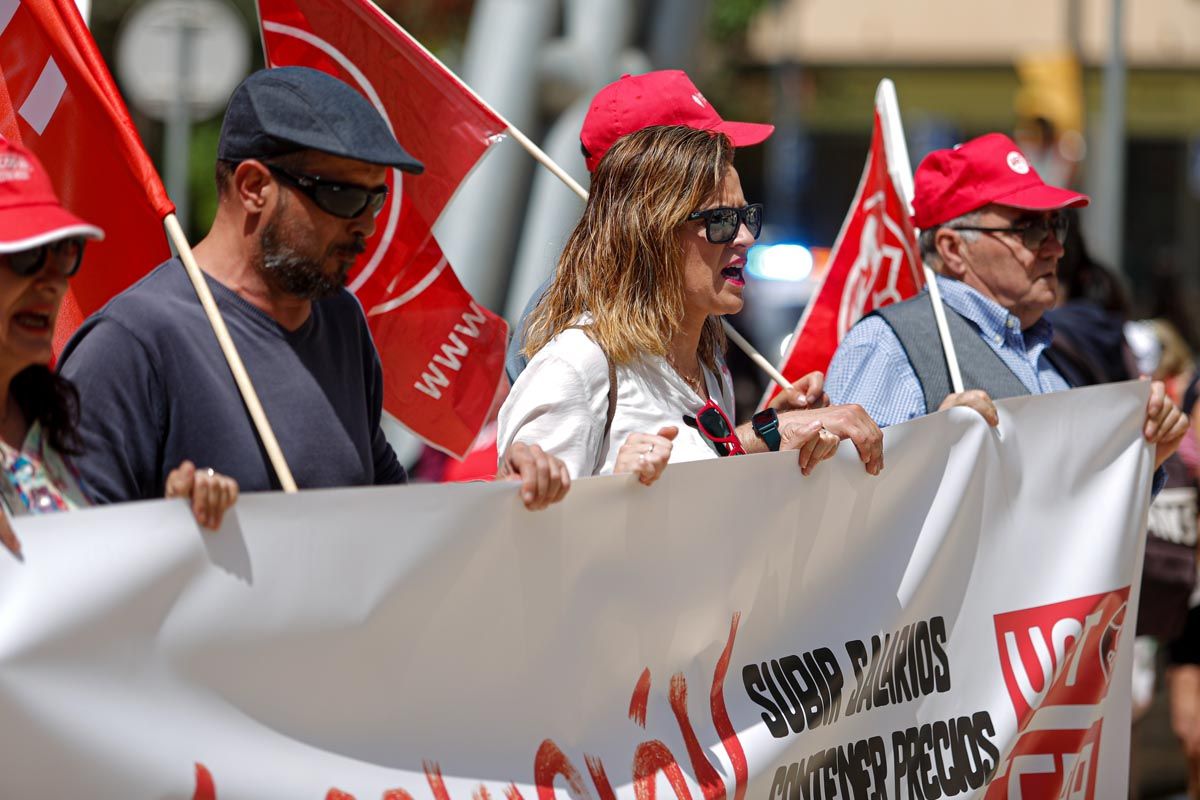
645, 443, 655, 455
205, 468, 215, 478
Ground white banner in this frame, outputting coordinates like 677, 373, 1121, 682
0, 382, 1153, 799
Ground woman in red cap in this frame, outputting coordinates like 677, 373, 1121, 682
0, 138, 237, 557
498, 125, 882, 482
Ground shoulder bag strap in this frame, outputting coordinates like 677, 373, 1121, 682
568, 326, 619, 475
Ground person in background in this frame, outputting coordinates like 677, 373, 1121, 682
498, 125, 883, 483
0, 138, 237, 557
1156, 319, 1200, 799
1043, 208, 1135, 386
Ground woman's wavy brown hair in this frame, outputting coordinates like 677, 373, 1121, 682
524, 125, 734, 369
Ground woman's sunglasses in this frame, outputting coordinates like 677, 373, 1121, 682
267, 165, 389, 220
683, 400, 746, 457
5, 237, 86, 278
687, 203, 764, 245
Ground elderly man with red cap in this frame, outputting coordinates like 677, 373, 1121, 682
825, 132, 1188, 473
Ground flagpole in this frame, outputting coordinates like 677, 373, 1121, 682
163, 214, 299, 493
875, 80, 964, 394
721, 321, 790, 387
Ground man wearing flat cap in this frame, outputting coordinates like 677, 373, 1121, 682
60, 67, 570, 509
825, 132, 1188, 474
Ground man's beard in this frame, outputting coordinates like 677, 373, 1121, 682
258, 213, 366, 300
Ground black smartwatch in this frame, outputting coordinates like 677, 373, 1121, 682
751, 408, 782, 452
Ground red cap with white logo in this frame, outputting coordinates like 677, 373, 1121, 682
0, 137, 103, 254
579, 70, 775, 173
911, 132, 1089, 230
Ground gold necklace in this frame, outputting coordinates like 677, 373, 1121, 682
668, 355, 706, 398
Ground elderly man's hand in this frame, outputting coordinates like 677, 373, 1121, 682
499, 442, 571, 510
1145, 380, 1189, 469
938, 390, 1000, 427
780, 404, 883, 475
768, 371, 830, 412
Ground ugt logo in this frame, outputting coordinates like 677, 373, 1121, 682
992, 589, 1128, 726
984, 589, 1129, 799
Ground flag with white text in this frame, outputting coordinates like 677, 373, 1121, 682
258, 0, 509, 457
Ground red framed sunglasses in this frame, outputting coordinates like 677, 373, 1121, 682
683, 399, 746, 457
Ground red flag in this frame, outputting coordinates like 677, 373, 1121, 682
0, 0, 173, 354
764, 106, 922, 406
258, 0, 510, 458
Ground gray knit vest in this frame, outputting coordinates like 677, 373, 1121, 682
870, 293, 1030, 413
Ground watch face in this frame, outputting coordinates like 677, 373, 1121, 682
752, 408, 776, 427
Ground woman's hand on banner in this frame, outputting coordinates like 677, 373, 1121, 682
614, 427, 677, 486
778, 419, 841, 476
780, 404, 884, 476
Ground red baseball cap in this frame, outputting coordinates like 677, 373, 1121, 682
0, 137, 103, 254
580, 70, 775, 173
912, 132, 1089, 229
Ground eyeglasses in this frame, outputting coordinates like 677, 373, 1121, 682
683, 400, 747, 457
5, 237, 86, 278
687, 203, 764, 244
949, 215, 1068, 251
266, 165, 389, 220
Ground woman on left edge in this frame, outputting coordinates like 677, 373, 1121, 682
0, 137, 237, 557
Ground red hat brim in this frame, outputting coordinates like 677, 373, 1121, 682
991, 182, 1090, 213
713, 120, 776, 149
0, 203, 104, 254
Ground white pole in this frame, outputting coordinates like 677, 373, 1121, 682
163, 214, 299, 493
875, 79, 964, 394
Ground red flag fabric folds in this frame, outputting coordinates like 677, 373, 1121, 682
0, 0, 173, 354
764, 109, 923, 407
258, 0, 510, 458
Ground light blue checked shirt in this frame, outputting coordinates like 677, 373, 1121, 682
826, 274, 1166, 495
826, 274, 1070, 427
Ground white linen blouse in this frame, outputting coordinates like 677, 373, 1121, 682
497, 327, 737, 478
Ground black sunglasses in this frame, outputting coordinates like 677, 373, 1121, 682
949, 215, 1068, 251
5, 237, 86, 278
266, 165, 389, 220
687, 203, 764, 244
